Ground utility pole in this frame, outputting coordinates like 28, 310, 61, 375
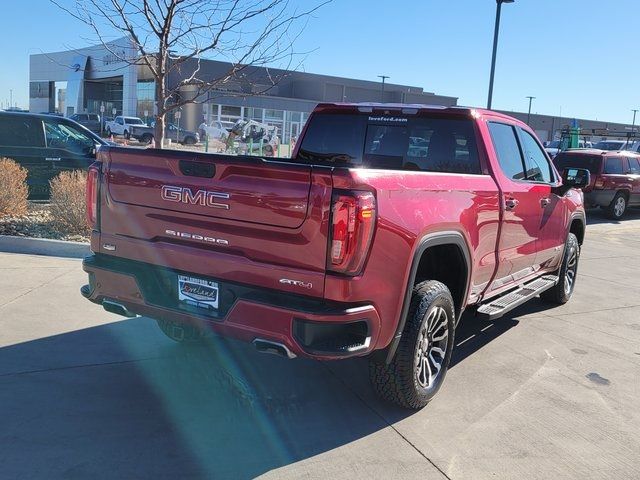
487, 0, 515, 109
526, 96, 535, 125
377, 75, 390, 103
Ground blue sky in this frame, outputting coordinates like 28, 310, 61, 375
2, 0, 639, 124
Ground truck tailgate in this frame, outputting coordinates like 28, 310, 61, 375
107, 148, 311, 228
97, 147, 332, 297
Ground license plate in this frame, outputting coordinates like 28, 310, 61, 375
177, 275, 219, 310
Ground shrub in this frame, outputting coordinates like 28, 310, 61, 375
0, 158, 29, 218
49, 170, 89, 235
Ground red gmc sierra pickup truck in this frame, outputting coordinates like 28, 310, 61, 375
81, 103, 590, 409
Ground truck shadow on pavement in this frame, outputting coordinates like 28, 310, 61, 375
585, 207, 640, 225
0, 311, 522, 479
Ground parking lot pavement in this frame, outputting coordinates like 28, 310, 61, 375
1, 210, 640, 480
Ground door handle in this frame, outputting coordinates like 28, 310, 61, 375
505, 198, 519, 210
540, 197, 551, 207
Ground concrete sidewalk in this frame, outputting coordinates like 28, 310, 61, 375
1, 209, 639, 479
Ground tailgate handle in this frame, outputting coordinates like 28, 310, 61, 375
179, 160, 215, 178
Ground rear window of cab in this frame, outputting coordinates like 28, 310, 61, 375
297, 113, 482, 174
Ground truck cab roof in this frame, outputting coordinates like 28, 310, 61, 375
313, 102, 524, 124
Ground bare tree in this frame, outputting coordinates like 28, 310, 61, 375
52, 0, 328, 148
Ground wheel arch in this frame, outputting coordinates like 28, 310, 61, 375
382, 231, 472, 364
569, 211, 586, 245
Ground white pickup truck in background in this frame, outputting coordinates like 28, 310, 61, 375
105, 116, 146, 139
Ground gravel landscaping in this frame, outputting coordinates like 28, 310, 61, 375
0, 202, 89, 243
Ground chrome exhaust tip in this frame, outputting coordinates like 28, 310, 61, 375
102, 300, 137, 318
252, 338, 296, 359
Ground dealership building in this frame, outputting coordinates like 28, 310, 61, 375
29, 38, 457, 143
29, 38, 637, 144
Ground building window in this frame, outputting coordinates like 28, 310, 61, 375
221, 105, 242, 124
136, 80, 155, 121
246, 107, 264, 123
265, 109, 284, 121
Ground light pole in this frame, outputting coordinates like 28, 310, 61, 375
377, 75, 390, 103
632, 109, 638, 133
487, 0, 515, 110
9, 89, 12, 108
526, 96, 535, 125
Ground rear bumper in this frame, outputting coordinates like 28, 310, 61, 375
584, 189, 616, 207
81, 254, 381, 360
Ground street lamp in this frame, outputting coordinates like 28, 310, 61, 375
526, 96, 536, 125
377, 75, 390, 103
487, 0, 515, 110
632, 109, 638, 133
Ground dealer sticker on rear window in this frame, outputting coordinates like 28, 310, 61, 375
177, 275, 219, 310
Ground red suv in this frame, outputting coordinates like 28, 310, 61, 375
554, 149, 640, 219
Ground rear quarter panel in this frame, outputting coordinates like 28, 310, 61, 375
326, 168, 501, 350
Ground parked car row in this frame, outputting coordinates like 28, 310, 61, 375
130, 121, 199, 145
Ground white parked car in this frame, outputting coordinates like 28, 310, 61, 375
592, 139, 640, 151
545, 139, 593, 158
105, 116, 146, 139
199, 121, 229, 141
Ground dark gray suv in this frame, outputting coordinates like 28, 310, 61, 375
0, 112, 107, 198
69, 113, 102, 134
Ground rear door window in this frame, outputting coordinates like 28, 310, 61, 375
0, 116, 45, 147
553, 153, 602, 174
628, 158, 640, 173
518, 128, 553, 183
488, 122, 525, 180
604, 157, 624, 174
298, 113, 481, 173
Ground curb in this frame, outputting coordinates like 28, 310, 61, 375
0, 235, 90, 259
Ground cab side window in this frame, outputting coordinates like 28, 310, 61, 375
518, 128, 553, 183
44, 119, 95, 155
0, 116, 45, 147
488, 122, 525, 180
604, 157, 624, 174
626, 158, 640, 174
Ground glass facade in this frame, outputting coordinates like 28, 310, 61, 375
204, 103, 310, 145
136, 80, 155, 123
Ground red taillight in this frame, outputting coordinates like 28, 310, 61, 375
594, 175, 605, 189
86, 163, 101, 229
328, 191, 376, 275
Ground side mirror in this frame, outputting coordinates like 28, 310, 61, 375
554, 167, 590, 196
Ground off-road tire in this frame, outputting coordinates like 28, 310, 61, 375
141, 133, 153, 144
369, 280, 455, 409
156, 319, 205, 344
541, 233, 580, 304
606, 191, 627, 220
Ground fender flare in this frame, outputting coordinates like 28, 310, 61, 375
568, 210, 586, 244
383, 231, 472, 364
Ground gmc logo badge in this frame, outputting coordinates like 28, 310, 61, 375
161, 185, 230, 210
